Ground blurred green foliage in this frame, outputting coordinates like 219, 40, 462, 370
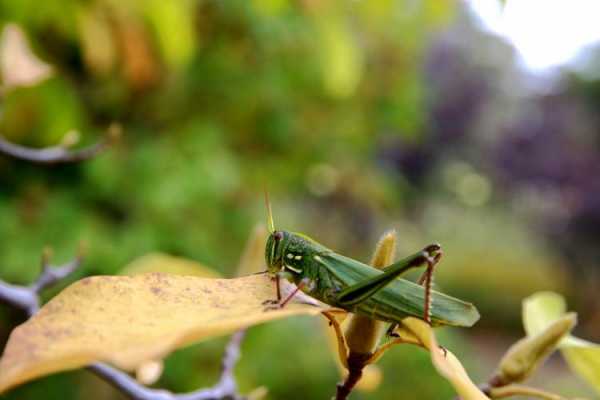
0, 0, 587, 399
0, 0, 463, 287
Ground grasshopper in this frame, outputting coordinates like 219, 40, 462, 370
262, 197, 479, 328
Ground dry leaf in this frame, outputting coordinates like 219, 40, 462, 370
235, 224, 268, 276
116, 253, 222, 385
402, 317, 490, 400
0, 273, 332, 394
120, 252, 222, 278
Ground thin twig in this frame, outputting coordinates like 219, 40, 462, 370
88, 364, 173, 400
0, 123, 120, 164
0, 246, 84, 316
29, 246, 84, 294
0, 280, 40, 317
174, 331, 246, 400
87, 331, 246, 400
0, 248, 246, 400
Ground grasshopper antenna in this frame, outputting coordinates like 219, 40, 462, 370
264, 188, 275, 233
252, 270, 268, 275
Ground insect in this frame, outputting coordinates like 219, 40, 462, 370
262, 195, 479, 328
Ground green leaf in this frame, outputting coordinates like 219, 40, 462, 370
523, 292, 600, 394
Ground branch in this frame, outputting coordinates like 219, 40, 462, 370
0, 247, 247, 400
88, 332, 246, 400
0, 123, 120, 164
335, 352, 371, 400
0, 280, 40, 318
0, 245, 84, 316
29, 246, 84, 295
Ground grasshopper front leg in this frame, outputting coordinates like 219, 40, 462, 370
263, 277, 310, 310
262, 273, 281, 306
335, 244, 442, 324
262, 271, 287, 306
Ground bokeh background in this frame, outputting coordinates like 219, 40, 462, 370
0, 0, 599, 399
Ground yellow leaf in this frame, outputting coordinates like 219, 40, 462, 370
402, 318, 490, 400
235, 224, 268, 276
523, 292, 600, 394
0, 273, 331, 394
496, 313, 576, 385
562, 345, 600, 396
120, 253, 222, 278
115, 226, 265, 387
522, 291, 567, 335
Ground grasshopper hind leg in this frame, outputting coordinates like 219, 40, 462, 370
386, 323, 399, 338
382, 245, 442, 335
336, 244, 442, 308
418, 250, 443, 324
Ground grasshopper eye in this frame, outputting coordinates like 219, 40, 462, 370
274, 231, 284, 241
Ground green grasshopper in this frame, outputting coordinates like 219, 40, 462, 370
262, 197, 479, 328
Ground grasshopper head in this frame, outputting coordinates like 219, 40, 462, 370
265, 230, 290, 275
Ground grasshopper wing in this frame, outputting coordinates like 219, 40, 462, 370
315, 252, 480, 327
